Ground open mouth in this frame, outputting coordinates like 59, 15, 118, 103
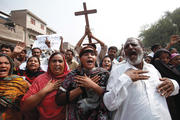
0, 70, 7, 72
87, 60, 94, 64
54, 66, 62, 71
129, 51, 137, 56
29, 64, 35, 67
127, 50, 138, 58
0, 69, 8, 74
104, 64, 110, 67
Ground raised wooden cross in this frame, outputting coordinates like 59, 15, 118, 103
75, 2, 97, 43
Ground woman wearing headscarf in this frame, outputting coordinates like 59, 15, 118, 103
151, 49, 180, 120
151, 49, 180, 83
169, 53, 180, 73
21, 52, 70, 120
15, 56, 45, 84
0, 54, 29, 120
55, 46, 110, 120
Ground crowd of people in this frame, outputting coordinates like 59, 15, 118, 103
0, 26, 180, 120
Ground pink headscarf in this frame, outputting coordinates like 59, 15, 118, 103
171, 53, 180, 59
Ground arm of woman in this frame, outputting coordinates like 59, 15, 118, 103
21, 80, 61, 111
74, 75, 104, 96
55, 87, 83, 106
74, 26, 89, 54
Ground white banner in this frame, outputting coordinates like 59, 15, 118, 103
32, 34, 61, 51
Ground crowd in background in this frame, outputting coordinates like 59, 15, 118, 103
0, 27, 180, 120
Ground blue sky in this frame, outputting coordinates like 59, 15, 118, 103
1, 0, 180, 49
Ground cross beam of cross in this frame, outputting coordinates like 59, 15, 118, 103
75, 2, 97, 43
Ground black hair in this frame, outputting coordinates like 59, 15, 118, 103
22, 49, 27, 54
89, 44, 96, 49
48, 52, 65, 65
79, 46, 97, 58
108, 46, 118, 52
32, 47, 42, 53
151, 48, 171, 64
27, 56, 40, 65
151, 44, 161, 51
99, 55, 112, 72
0, 44, 14, 52
25, 56, 41, 71
0, 54, 14, 75
66, 49, 75, 56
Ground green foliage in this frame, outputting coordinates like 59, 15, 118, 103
139, 8, 180, 51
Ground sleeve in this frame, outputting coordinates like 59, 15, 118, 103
57, 72, 74, 94
152, 61, 180, 96
154, 65, 179, 96
103, 69, 132, 111
21, 78, 40, 102
170, 79, 179, 96
98, 45, 107, 61
75, 46, 82, 55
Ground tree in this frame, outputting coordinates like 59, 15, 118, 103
139, 7, 180, 51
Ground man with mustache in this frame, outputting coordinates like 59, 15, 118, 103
103, 37, 179, 120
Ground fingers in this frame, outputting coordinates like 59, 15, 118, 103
158, 87, 173, 97
125, 69, 149, 81
74, 74, 90, 80
126, 69, 148, 74
54, 80, 62, 89
74, 75, 85, 81
17, 42, 25, 47
91, 75, 100, 83
74, 79, 87, 88
165, 87, 173, 98
157, 79, 174, 97
133, 70, 148, 74
170, 35, 180, 44
138, 74, 150, 80
159, 78, 167, 81
74, 74, 98, 88
158, 78, 172, 89
48, 79, 53, 83
60, 36, 63, 40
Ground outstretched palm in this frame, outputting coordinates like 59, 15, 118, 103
13, 42, 26, 54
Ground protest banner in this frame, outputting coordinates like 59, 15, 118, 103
32, 34, 61, 51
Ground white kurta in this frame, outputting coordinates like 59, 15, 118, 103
103, 61, 179, 120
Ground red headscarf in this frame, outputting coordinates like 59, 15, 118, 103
47, 52, 70, 80
22, 52, 70, 120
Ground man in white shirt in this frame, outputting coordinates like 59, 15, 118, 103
103, 37, 179, 120
107, 46, 119, 70
19, 47, 48, 71
148, 44, 161, 57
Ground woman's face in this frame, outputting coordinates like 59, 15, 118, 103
80, 50, 96, 70
49, 54, 65, 76
0, 56, 11, 78
27, 57, 40, 71
102, 57, 112, 71
159, 53, 170, 64
145, 56, 152, 63
170, 55, 180, 66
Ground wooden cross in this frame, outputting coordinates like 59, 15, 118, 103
75, 2, 97, 43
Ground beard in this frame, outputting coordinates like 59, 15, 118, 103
126, 51, 144, 65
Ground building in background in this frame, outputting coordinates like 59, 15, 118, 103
0, 9, 75, 51
0, 9, 57, 47
10, 9, 48, 47
0, 11, 24, 46
47, 27, 56, 35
